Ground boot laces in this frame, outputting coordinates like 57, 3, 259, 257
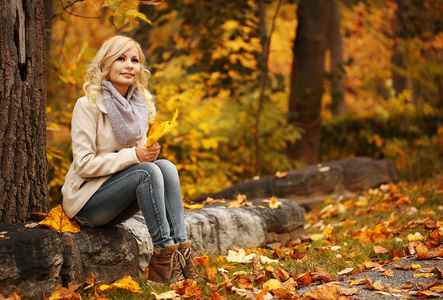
170, 250, 186, 282
182, 247, 200, 278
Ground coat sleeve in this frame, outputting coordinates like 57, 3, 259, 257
71, 97, 140, 178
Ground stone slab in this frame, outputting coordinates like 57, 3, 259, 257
192, 157, 397, 208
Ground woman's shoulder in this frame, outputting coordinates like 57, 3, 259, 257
74, 94, 107, 115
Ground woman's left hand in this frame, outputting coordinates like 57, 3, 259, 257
136, 143, 161, 162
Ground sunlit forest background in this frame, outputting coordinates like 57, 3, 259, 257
45, 0, 443, 205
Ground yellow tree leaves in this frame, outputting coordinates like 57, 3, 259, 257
146, 110, 178, 147
39, 205, 80, 234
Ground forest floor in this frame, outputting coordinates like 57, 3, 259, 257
9, 176, 442, 300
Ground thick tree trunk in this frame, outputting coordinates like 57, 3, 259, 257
0, 0, 49, 223
287, 0, 332, 165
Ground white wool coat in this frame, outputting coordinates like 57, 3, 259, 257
61, 95, 147, 218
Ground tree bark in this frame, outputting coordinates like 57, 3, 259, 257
287, 0, 333, 165
0, 0, 49, 222
329, 0, 346, 114
391, 0, 407, 96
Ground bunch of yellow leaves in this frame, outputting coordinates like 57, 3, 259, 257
146, 109, 178, 147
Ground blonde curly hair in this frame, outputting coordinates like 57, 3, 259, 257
83, 35, 157, 123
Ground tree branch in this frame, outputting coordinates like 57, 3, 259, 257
46, 0, 99, 22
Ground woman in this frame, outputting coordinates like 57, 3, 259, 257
61, 35, 199, 283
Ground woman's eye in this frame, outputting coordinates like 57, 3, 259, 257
116, 57, 125, 61
132, 58, 139, 63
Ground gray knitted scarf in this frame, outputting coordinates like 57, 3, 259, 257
101, 80, 148, 146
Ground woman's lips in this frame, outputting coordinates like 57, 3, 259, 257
121, 73, 133, 78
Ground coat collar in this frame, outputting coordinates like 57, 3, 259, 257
96, 94, 108, 114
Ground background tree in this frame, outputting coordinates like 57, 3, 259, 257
0, 0, 48, 222
287, 0, 334, 165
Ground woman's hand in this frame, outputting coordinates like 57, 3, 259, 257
136, 143, 161, 162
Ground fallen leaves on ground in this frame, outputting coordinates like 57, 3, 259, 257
33, 180, 443, 300
39, 205, 80, 234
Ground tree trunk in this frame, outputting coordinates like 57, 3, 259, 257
287, 0, 332, 165
0, 0, 49, 223
329, 0, 346, 114
391, 0, 407, 96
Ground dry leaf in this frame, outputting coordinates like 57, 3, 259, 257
305, 284, 339, 300
183, 202, 204, 210
194, 255, 210, 266
152, 290, 180, 300
146, 109, 178, 147
381, 269, 394, 277
183, 285, 202, 299
205, 266, 218, 282
274, 171, 287, 178
210, 292, 224, 300
263, 279, 282, 290
338, 267, 354, 276
48, 282, 82, 300
268, 196, 282, 209
412, 273, 434, 278
271, 288, 294, 299
39, 205, 80, 234
338, 286, 359, 296
430, 285, 443, 293
238, 277, 254, 290
100, 277, 142, 293
374, 245, 389, 254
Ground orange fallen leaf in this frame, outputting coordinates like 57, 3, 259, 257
416, 243, 443, 260
47, 282, 82, 300
183, 285, 202, 299
100, 277, 142, 293
412, 273, 434, 278
381, 269, 394, 277
374, 245, 389, 254
183, 201, 204, 209
146, 109, 178, 147
416, 197, 426, 204
39, 205, 80, 234
430, 285, 443, 293
205, 266, 218, 282
305, 284, 339, 300
194, 255, 210, 266
238, 277, 254, 290
210, 292, 224, 300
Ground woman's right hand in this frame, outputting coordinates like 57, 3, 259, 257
136, 143, 161, 162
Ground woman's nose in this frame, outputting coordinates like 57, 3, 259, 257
125, 59, 133, 68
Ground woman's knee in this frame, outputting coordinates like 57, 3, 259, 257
155, 159, 178, 173
128, 162, 163, 183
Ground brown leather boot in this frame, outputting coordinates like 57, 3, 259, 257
179, 241, 201, 280
148, 244, 185, 283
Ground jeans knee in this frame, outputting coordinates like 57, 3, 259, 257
155, 159, 177, 173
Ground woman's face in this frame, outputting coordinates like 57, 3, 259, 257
108, 45, 141, 97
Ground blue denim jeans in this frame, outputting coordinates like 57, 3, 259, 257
74, 159, 188, 248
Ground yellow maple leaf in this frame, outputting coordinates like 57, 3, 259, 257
100, 277, 142, 293
39, 205, 80, 234
146, 109, 178, 147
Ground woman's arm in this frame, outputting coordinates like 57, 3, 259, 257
71, 97, 140, 178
